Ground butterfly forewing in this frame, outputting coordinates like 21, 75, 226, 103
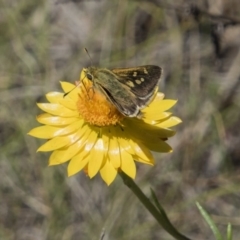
96, 83, 140, 117
93, 69, 140, 117
112, 65, 161, 99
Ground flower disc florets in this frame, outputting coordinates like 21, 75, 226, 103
76, 78, 124, 127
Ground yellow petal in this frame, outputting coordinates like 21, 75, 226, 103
60, 81, 79, 102
118, 137, 134, 154
37, 103, 79, 117
142, 139, 172, 153
83, 128, 98, 154
143, 111, 172, 121
65, 126, 97, 165
101, 130, 110, 151
45, 92, 64, 103
133, 155, 154, 165
37, 113, 78, 126
148, 91, 164, 100
49, 139, 83, 165
156, 116, 182, 128
145, 98, 177, 113
125, 119, 176, 138
66, 128, 98, 173
59, 98, 77, 111
48, 125, 91, 165
28, 120, 84, 139
115, 127, 134, 154
60, 81, 75, 93
37, 136, 70, 152
100, 159, 117, 186
49, 148, 70, 165
156, 92, 165, 100
108, 136, 121, 168
88, 138, 106, 178
28, 126, 62, 139
130, 140, 154, 164
53, 120, 84, 136
68, 151, 90, 176
120, 149, 136, 179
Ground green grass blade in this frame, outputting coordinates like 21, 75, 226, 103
196, 202, 223, 240
227, 223, 232, 240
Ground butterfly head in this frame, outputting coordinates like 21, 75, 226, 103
83, 67, 98, 82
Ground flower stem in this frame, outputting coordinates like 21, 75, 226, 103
119, 172, 192, 240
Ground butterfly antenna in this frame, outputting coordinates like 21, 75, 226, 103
84, 48, 93, 66
63, 84, 79, 97
64, 48, 92, 98
63, 75, 88, 97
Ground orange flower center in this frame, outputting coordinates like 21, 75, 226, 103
76, 79, 124, 127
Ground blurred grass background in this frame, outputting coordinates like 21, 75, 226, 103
1, 0, 240, 239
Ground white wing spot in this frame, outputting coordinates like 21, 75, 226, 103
135, 79, 141, 84
127, 81, 135, 87
133, 72, 137, 77
141, 78, 144, 82
143, 68, 148, 74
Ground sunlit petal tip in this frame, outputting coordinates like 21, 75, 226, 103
67, 152, 90, 177
120, 150, 136, 179
60, 81, 75, 93
156, 92, 165, 99
45, 92, 64, 102
28, 127, 44, 138
173, 116, 182, 124
67, 169, 77, 177
100, 160, 118, 185
48, 161, 60, 166
36, 146, 42, 152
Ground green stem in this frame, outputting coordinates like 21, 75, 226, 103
119, 172, 192, 240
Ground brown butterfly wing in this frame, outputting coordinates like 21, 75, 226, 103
93, 69, 141, 117
112, 65, 161, 100
96, 83, 140, 117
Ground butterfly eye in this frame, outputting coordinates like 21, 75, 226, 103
86, 73, 93, 81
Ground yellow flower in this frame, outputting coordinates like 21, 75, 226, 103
28, 70, 181, 185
